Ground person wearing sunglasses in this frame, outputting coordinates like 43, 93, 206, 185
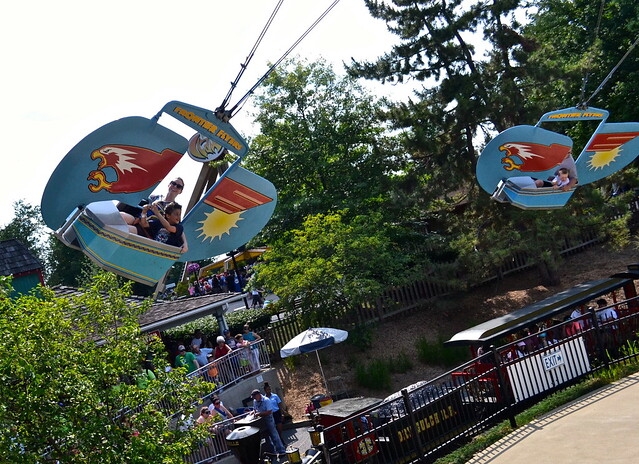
208, 396, 233, 420
148, 178, 185, 210
121, 177, 185, 233
196, 406, 213, 425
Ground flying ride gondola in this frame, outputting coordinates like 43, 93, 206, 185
41, 101, 277, 285
476, 106, 639, 210
41, 1, 344, 286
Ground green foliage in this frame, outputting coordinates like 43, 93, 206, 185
346, 325, 375, 351
524, 0, 639, 118
355, 359, 392, 391
253, 210, 423, 325
354, 352, 413, 390
46, 234, 92, 287
416, 337, 468, 367
246, 58, 409, 242
283, 356, 297, 372
389, 351, 413, 374
0, 272, 209, 463
341, 0, 639, 292
227, 308, 272, 331
163, 307, 272, 341
0, 200, 49, 274
175, 281, 189, 298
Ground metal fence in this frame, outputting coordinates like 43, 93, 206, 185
317, 299, 639, 464
186, 412, 253, 464
186, 339, 270, 402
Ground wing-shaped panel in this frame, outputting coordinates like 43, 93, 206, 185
575, 123, 639, 185
41, 117, 187, 229
179, 164, 277, 262
477, 125, 573, 195
161, 101, 249, 158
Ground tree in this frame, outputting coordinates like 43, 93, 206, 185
252, 210, 422, 325
46, 233, 93, 287
522, 0, 639, 120
346, 0, 639, 286
0, 200, 48, 265
349, 0, 538, 193
0, 272, 210, 463
245, 58, 409, 241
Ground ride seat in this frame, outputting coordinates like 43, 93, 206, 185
84, 201, 130, 234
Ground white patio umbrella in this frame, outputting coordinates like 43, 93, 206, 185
280, 327, 348, 393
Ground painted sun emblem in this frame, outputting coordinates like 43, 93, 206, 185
197, 210, 243, 241
587, 147, 621, 170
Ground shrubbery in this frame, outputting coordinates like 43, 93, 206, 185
163, 306, 272, 342
416, 336, 468, 366
355, 351, 413, 390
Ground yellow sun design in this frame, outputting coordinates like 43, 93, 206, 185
587, 147, 621, 170
197, 210, 243, 241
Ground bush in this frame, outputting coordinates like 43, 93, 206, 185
389, 351, 413, 374
356, 359, 391, 390
175, 281, 189, 297
347, 324, 374, 351
226, 308, 272, 333
416, 337, 468, 366
163, 307, 272, 342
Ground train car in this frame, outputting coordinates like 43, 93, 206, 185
446, 264, 639, 406
318, 397, 382, 463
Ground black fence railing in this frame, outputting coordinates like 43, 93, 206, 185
186, 339, 270, 402
317, 302, 639, 464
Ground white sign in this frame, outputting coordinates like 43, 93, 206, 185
542, 350, 565, 371
507, 337, 590, 402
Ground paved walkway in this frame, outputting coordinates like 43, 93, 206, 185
467, 372, 639, 464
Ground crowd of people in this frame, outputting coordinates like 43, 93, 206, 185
186, 269, 255, 297
172, 325, 264, 385
499, 297, 621, 360
193, 383, 290, 457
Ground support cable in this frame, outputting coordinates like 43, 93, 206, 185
581, 34, 639, 108
227, 0, 341, 118
578, 0, 606, 107
218, 0, 286, 112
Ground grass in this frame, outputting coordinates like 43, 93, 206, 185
434, 360, 639, 464
356, 359, 392, 390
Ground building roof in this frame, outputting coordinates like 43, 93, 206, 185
138, 292, 247, 332
0, 239, 43, 276
51, 285, 247, 332
445, 277, 631, 346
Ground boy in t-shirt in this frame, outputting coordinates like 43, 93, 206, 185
551, 167, 570, 190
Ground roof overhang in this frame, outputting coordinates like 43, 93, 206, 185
139, 293, 248, 333
445, 277, 631, 346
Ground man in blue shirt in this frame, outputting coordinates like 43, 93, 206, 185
251, 389, 286, 455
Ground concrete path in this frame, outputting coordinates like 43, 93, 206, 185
468, 372, 639, 464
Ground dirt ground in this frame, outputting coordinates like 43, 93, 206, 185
274, 244, 639, 422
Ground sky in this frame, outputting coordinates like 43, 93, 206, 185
0, 0, 418, 228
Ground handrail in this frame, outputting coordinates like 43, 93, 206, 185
187, 339, 270, 400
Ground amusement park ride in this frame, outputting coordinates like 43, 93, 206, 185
477, 33, 639, 211
40, 0, 638, 289
40, 0, 345, 288
40, 102, 277, 286
476, 106, 639, 210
